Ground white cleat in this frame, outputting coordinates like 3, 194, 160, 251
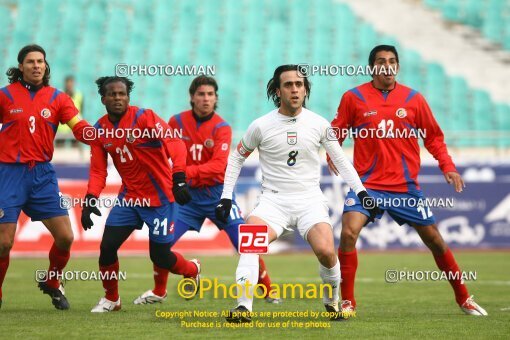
460, 295, 488, 316
91, 297, 121, 313
133, 290, 167, 305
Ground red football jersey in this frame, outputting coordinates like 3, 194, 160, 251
169, 110, 231, 188
87, 106, 186, 206
331, 82, 457, 192
0, 82, 78, 162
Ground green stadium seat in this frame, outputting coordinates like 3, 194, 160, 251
5, 0, 508, 148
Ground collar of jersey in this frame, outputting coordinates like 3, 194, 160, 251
192, 110, 215, 123
20, 79, 44, 92
275, 108, 305, 121
370, 80, 397, 93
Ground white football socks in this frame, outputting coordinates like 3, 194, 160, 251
319, 259, 340, 305
235, 253, 259, 311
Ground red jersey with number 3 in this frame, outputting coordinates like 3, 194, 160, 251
87, 106, 186, 206
331, 82, 457, 192
169, 110, 231, 188
0, 82, 78, 163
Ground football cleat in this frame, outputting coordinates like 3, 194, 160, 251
91, 297, 121, 313
460, 296, 488, 316
226, 305, 252, 323
184, 259, 201, 300
38, 281, 70, 310
265, 290, 283, 304
324, 301, 347, 321
133, 290, 167, 305
340, 300, 356, 319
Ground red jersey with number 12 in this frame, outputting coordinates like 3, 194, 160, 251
331, 82, 457, 192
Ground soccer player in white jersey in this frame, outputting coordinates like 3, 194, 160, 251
215, 65, 381, 323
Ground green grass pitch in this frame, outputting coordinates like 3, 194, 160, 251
0, 251, 509, 339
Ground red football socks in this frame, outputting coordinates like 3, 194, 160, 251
258, 257, 273, 297
170, 252, 198, 278
0, 254, 9, 299
100, 261, 119, 301
152, 264, 169, 297
433, 248, 470, 305
338, 248, 358, 307
47, 243, 70, 289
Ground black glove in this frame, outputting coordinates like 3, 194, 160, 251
81, 194, 101, 230
357, 190, 381, 224
172, 172, 192, 205
215, 198, 232, 223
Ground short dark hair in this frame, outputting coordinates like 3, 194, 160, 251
6, 44, 51, 85
64, 75, 75, 82
95, 76, 134, 97
368, 45, 399, 66
189, 75, 218, 110
266, 64, 311, 108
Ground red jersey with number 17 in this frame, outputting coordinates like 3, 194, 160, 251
0, 82, 78, 163
331, 82, 457, 193
169, 110, 231, 188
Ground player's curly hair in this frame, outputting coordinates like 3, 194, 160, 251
95, 76, 135, 97
189, 75, 218, 110
6, 44, 51, 85
266, 64, 311, 108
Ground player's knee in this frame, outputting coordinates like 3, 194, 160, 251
0, 239, 13, 256
99, 240, 119, 266
315, 246, 337, 267
341, 225, 360, 246
149, 241, 175, 270
55, 232, 74, 250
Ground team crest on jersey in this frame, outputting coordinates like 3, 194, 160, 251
345, 198, 355, 207
126, 131, 136, 143
287, 132, 297, 145
40, 108, 51, 118
396, 108, 407, 118
363, 110, 377, 117
204, 139, 214, 148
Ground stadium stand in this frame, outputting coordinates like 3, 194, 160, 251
425, 0, 510, 50
0, 0, 508, 147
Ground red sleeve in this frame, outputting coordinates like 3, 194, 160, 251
0, 93, 5, 122
168, 116, 178, 130
331, 92, 355, 145
414, 93, 457, 174
71, 120, 102, 146
141, 110, 186, 174
57, 92, 79, 124
87, 144, 108, 197
186, 124, 231, 181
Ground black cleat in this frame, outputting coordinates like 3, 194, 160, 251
324, 302, 347, 321
226, 305, 252, 323
38, 281, 70, 310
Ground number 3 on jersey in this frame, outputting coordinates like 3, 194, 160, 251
287, 150, 298, 166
